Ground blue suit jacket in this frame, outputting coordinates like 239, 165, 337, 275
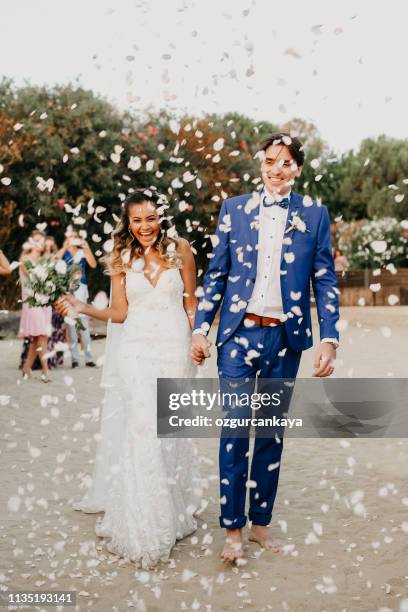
194, 191, 340, 352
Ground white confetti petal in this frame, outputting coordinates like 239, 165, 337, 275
335, 319, 348, 332
213, 137, 225, 151
171, 177, 183, 189
103, 239, 114, 253
302, 195, 313, 207
128, 156, 141, 171
93, 291, 109, 310
388, 294, 399, 305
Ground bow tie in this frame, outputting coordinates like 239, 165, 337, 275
262, 195, 290, 209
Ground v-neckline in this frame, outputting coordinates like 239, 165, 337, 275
142, 266, 174, 289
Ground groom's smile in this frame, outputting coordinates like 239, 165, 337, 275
261, 141, 302, 196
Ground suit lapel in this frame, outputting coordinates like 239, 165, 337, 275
243, 192, 261, 271
280, 192, 302, 267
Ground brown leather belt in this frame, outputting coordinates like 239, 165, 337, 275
244, 313, 284, 327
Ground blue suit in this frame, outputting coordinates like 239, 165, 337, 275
194, 191, 339, 528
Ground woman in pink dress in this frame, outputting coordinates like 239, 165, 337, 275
19, 236, 65, 370
18, 231, 52, 382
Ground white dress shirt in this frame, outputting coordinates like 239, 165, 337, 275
246, 188, 289, 319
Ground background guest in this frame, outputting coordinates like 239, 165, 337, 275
58, 227, 97, 368
44, 236, 65, 368
0, 249, 12, 275
18, 231, 52, 382
333, 248, 349, 272
20, 235, 65, 371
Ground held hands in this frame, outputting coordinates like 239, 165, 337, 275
191, 334, 211, 366
55, 294, 82, 318
313, 342, 336, 377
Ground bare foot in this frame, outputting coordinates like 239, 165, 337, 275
248, 525, 282, 552
221, 528, 244, 563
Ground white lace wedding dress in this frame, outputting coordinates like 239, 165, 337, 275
73, 267, 201, 568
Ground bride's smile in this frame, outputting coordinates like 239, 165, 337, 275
128, 202, 162, 248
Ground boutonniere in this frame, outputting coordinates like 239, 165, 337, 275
285, 212, 309, 234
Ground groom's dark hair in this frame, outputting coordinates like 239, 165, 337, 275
261, 132, 305, 167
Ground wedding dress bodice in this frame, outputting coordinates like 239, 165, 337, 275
125, 266, 185, 310
122, 267, 191, 365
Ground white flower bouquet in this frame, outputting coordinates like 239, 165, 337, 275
23, 256, 85, 331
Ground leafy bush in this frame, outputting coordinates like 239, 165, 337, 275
338, 218, 408, 269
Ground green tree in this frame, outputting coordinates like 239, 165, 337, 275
2, 79, 408, 309
0, 79, 132, 303
339, 136, 408, 220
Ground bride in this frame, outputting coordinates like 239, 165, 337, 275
56, 189, 201, 568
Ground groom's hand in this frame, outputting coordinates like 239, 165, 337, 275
191, 334, 211, 365
312, 343, 336, 377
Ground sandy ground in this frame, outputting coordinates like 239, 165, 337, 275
0, 307, 408, 612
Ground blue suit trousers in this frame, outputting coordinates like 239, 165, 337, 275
217, 322, 302, 528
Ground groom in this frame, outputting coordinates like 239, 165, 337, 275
191, 133, 340, 561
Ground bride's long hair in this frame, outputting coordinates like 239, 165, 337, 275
103, 189, 181, 275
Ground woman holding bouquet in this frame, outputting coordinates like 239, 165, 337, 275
56, 189, 201, 568
18, 231, 52, 382
19, 235, 65, 371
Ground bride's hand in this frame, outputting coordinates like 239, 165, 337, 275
191, 334, 211, 365
55, 294, 82, 317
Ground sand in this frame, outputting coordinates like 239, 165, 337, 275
0, 306, 407, 611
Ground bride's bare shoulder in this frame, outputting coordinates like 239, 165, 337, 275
176, 237, 193, 253
111, 272, 127, 287
176, 238, 195, 266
